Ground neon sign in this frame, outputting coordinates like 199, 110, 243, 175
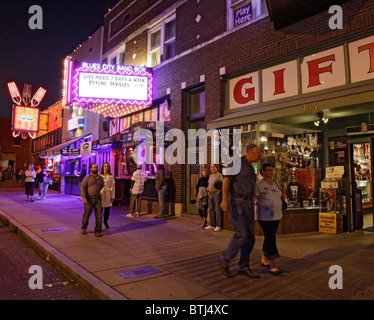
67, 116, 85, 131
62, 58, 153, 118
13, 105, 40, 133
7, 82, 45, 139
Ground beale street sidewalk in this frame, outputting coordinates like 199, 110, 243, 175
0, 184, 374, 301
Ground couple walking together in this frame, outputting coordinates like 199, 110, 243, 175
80, 162, 115, 237
219, 143, 283, 278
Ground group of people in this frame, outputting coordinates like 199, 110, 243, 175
195, 164, 224, 231
0, 165, 15, 183
79, 162, 168, 238
23, 164, 52, 202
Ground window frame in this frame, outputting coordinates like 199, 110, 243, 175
148, 13, 176, 67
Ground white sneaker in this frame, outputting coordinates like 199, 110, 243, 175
127, 213, 135, 218
214, 227, 221, 232
42, 197, 46, 200
205, 226, 215, 230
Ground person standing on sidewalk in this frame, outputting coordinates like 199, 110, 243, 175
205, 164, 223, 232
80, 163, 104, 237
219, 143, 262, 279
128, 164, 147, 218
76, 164, 87, 200
25, 164, 36, 202
7, 165, 14, 183
100, 162, 115, 229
195, 167, 209, 228
255, 163, 283, 275
155, 165, 167, 219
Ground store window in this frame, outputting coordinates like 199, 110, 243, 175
149, 14, 176, 67
227, 0, 268, 30
354, 143, 372, 210
256, 123, 322, 209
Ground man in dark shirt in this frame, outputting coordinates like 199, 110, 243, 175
80, 163, 104, 237
219, 143, 261, 278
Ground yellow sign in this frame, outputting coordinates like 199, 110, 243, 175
319, 212, 342, 234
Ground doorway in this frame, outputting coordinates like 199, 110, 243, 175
353, 142, 373, 231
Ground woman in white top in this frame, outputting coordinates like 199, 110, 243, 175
255, 163, 284, 275
25, 164, 37, 202
100, 162, 116, 229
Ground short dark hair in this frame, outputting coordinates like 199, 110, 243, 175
259, 163, 273, 176
90, 163, 98, 169
246, 143, 259, 153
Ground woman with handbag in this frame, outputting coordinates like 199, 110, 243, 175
254, 163, 284, 275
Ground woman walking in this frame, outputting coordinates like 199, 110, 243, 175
25, 164, 36, 202
255, 163, 284, 275
38, 166, 51, 200
100, 162, 116, 229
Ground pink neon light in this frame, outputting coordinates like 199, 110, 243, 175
67, 60, 73, 104
70, 64, 153, 106
31, 87, 47, 107
7, 82, 22, 104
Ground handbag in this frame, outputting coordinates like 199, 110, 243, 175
274, 179, 287, 210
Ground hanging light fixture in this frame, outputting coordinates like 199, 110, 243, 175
314, 111, 328, 127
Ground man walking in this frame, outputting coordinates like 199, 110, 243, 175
80, 163, 104, 237
219, 143, 262, 278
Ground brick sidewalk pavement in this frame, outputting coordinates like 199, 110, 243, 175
0, 223, 89, 300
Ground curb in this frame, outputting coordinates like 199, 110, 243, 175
0, 210, 127, 300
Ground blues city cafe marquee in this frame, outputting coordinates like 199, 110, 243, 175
229, 34, 374, 110
62, 58, 153, 118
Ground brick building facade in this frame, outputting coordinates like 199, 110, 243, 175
99, 0, 374, 227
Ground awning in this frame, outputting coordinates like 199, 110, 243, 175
39, 134, 91, 158
207, 83, 374, 129
266, 0, 350, 30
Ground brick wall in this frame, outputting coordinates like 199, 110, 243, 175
103, 0, 374, 207
0, 118, 32, 169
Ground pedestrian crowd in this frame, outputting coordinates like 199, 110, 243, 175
8, 142, 284, 276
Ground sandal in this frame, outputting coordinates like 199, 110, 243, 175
269, 267, 281, 275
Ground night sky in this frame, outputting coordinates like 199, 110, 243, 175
0, 0, 119, 118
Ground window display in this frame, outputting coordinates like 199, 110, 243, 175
257, 124, 321, 209
353, 143, 372, 209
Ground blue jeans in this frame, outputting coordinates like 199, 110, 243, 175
82, 198, 103, 233
208, 193, 222, 228
38, 182, 49, 198
221, 197, 255, 270
157, 186, 167, 217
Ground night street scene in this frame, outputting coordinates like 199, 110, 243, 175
0, 0, 374, 314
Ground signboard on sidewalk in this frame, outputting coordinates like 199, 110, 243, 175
319, 212, 343, 234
